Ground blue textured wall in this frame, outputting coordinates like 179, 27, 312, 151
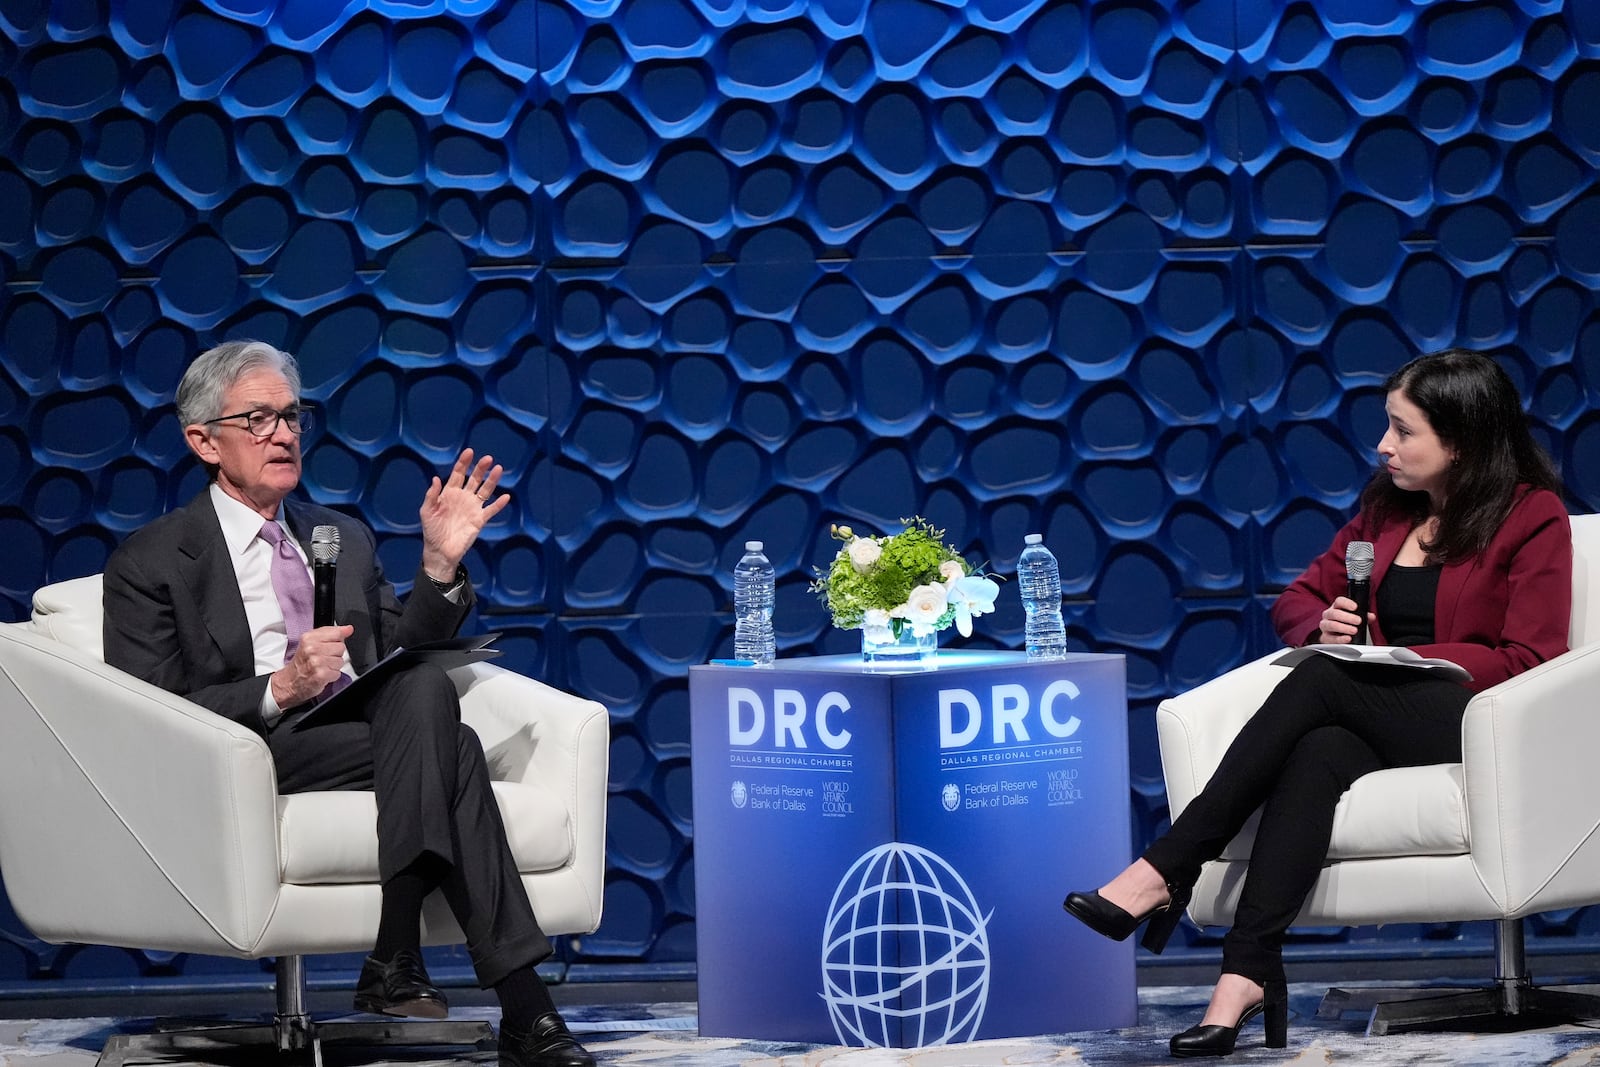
2, 0, 1598, 983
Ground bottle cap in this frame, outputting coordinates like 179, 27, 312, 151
745, 540, 764, 551
1024, 533, 1043, 544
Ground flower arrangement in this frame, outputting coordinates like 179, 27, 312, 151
811, 517, 1000, 644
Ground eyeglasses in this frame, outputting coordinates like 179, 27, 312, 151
203, 407, 313, 437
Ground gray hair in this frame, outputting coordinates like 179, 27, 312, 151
176, 340, 303, 428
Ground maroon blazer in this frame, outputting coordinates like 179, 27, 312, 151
1271, 486, 1572, 693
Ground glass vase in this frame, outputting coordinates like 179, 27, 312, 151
860, 626, 939, 669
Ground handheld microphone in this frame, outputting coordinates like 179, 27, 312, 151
310, 525, 340, 629
1344, 540, 1374, 645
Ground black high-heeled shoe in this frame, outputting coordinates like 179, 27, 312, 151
1168, 977, 1289, 1057
1061, 881, 1192, 953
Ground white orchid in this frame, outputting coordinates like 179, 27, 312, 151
946, 575, 1001, 637
893, 583, 950, 637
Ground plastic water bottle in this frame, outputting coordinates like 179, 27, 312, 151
733, 540, 776, 665
1019, 534, 1066, 661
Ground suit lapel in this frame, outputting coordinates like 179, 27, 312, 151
283, 502, 329, 584
1369, 518, 1409, 594
1434, 554, 1476, 643
174, 493, 256, 678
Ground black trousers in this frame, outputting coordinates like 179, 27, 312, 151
267, 662, 552, 987
1142, 655, 1472, 983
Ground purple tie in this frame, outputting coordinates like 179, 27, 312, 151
260, 521, 313, 661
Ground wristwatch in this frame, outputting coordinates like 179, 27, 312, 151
426, 565, 466, 594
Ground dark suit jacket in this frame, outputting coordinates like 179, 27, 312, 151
1271, 485, 1572, 692
103, 490, 473, 735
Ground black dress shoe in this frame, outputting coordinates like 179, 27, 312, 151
353, 949, 449, 1019
1169, 978, 1289, 1057
1062, 881, 1191, 953
499, 1012, 594, 1067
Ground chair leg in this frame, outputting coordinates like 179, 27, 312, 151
1317, 918, 1600, 1036
95, 956, 498, 1067
276, 955, 316, 1056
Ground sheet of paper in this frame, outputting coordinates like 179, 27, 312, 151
1271, 643, 1471, 683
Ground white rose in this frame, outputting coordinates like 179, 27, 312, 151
939, 559, 966, 585
848, 537, 883, 572
894, 583, 949, 636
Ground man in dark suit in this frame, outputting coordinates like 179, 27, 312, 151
103, 341, 592, 1067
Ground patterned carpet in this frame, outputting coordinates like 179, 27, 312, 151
7, 980, 1600, 1067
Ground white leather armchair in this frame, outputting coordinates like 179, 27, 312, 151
0, 574, 609, 1065
1156, 512, 1600, 1034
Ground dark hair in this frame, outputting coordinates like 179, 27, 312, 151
1361, 349, 1561, 562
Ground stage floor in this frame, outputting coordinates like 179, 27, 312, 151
6, 957, 1600, 1067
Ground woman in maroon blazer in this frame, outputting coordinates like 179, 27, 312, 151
1064, 349, 1571, 1058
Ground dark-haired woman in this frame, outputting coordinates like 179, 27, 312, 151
1064, 349, 1571, 1057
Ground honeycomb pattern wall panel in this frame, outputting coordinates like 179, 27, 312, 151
2, 0, 1599, 981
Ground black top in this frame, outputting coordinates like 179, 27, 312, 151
1377, 563, 1442, 646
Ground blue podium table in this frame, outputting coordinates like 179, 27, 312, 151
688, 650, 1136, 1047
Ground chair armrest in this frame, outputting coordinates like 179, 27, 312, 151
0, 623, 282, 954
454, 662, 610, 927
1155, 652, 1290, 820
454, 662, 610, 789
1460, 641, 1600, 914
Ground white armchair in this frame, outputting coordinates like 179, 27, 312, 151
1156, 513, 1600, 1034
0, 574, 609, 1065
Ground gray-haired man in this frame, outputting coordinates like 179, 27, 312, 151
103, 341, 591, 1067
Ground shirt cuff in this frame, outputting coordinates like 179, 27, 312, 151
261, 676, 285, 727
427, 565, 467, 604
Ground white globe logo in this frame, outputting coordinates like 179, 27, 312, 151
820, 842, 992, 1047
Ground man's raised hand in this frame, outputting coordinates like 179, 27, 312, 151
419, 448, 509, 582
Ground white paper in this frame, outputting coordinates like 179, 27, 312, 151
1272, 643, 1472, 683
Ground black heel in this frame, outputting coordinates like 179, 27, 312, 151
1139, 882, 1191, 953
1062, 880, 1189, 954
1263, 978, 1288, 1048
1169, 976, 1289, 1058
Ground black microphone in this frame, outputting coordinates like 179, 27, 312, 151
311, 525, 340, 628
1345, 540, 1374, 645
